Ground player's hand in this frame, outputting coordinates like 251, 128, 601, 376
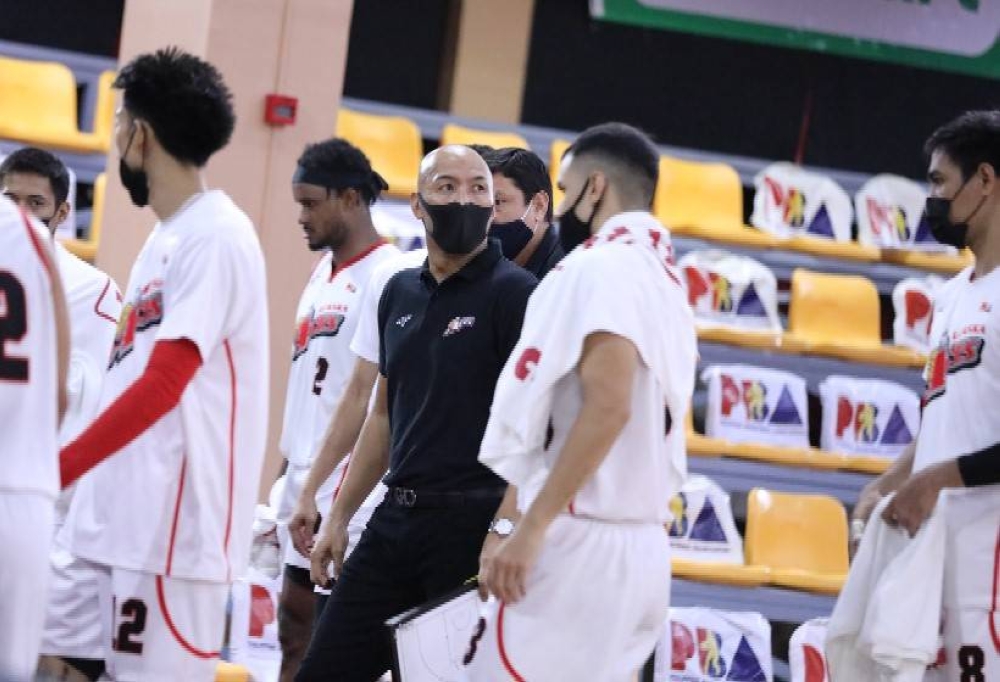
477, 532, 503, 600
850, 480, 883, 558
881, 459, 962, 537
483, 521, 544, 604
310, 517, 348, 588
289, 493, 319, 558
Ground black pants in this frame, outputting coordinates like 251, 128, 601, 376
295, 497, 499, 682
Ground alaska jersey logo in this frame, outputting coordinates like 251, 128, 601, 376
292, 307, 346, 361
108, 283, 164, 369
923, 328, 986, 407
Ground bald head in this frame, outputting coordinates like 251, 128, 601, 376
419, 145, 493, 194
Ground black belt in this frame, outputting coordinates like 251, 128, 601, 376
385, 486, 505, 508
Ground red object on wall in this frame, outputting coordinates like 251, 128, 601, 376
264, 94, 298, 126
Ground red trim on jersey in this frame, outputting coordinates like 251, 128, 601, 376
497, 602, 526, 682
567, 499, 577, 516
155, 575, 220, 660
19, 209, 53, 279
59, 339, 202, 488
165, 457, 187, 576
990, 525, 1000, 653
332, 455, 352, 498
222, 340, 236, 582
93, 277, 118, 324
329, 239, 389, 282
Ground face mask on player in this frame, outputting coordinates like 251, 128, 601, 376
119, 122, 151, 208
925, 174, 988, 250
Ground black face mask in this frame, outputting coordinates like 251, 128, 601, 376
556, 179, 602, 254
119, 124, 150, 208
925, 174, 987, 250
420, 197, 492, 255
488, 206, 534, 260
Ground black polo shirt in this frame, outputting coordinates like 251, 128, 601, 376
523, 223, 564, 279
377, 240, 537, 492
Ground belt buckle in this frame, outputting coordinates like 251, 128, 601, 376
394, 488, 417, 507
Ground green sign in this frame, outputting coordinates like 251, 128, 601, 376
591, 0, 1000, 80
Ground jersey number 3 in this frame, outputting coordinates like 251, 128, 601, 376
0, 271, 29, 381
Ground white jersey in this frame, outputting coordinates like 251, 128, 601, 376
65, 190, 269, 583
55, 242, 121, 445
915, 266, 1000, 472
0, 198, 60, 499
279, 240, 398, 467
350, 248, 427, 364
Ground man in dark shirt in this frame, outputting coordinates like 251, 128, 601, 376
485, 147, 564, 279
296, 145, 537, 682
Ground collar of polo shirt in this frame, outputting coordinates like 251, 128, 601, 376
420, 239, 502, 287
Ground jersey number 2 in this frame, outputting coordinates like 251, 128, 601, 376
0, 271, 28, 381
113, 598, 148, 655
312, 357, 329, 395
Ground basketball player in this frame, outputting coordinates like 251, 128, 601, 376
852, 110, 1000, 681
466, 123, 698, 681
56, 48, 269, 681
274, 138, 399, 680
0, 148, 122, 682
0, 195, 69, 680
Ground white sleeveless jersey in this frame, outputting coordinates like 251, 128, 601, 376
54, 242, 122, 445
915, 266, 1000, 473
0, 198, 60, 499
65, 190, 269, 583
279, 241, 398, 467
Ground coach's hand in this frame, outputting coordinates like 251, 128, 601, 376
477, 532, 502, 600
289, 494, 319, 558
310, 517, 348, 588
484, 521, 544, 604
882, 459, 962, 537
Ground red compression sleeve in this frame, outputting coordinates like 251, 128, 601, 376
60, 338, 203, 488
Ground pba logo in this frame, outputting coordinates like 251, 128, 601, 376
866, 198, 911, 243
293, 308, 345, 361
764, 177, 835, 238
698, 629, 727, 677
683, 267, 767, 319
720, 374, 803, 426
671, 621, 768, 681
835, 398, 912, 446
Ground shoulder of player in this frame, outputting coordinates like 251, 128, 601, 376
55, 242, 118, 293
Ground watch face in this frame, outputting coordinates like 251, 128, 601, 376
493, 518, 514, 536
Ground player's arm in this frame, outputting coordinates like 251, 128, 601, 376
289, 356, 378, 556
310, 373, 391, 585
485, 331, 637, 604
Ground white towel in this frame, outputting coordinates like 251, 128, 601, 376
826, 493, 947, 682
478, 211, 697, 497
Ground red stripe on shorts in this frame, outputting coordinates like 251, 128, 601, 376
155, 575, 219, 660
497, 602, 527, 682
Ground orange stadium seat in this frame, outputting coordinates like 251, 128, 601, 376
440, 123, 529, 151
0, 56, 105, 153
784, 269, 925, 368
91, 69, 117, 152
215, 661, 250, 682
336, 108, 422, 199
746, 489, 848, 595
61, 173, 105, 263
654, 156, 779, 249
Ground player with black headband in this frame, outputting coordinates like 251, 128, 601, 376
274, 138, 398, 680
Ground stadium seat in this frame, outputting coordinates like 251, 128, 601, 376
655, 156, 779, 248
784, 269, 925, 368
215, 661, 250, 682
880, 247, 974, 274
440, 123, 529, 151
671, 557, 771, 587
745, 489, 848, 595
335, 108, 421, 198
0, 56, 105, 154
61, 173, 105, 262
92, 69, 117, 152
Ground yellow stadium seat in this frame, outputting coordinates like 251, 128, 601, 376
92, 70, 117, 152
61, 173, 105, 263
215, 661, 250, 682
841, 454, 892, 475
783, 235, 881, 263
548, 138, 571, 209
654, 156, 779, 249
881, 247, 974, 275
440, 123, 529, 151
746, 489, 848, 595
336, 108, 421, 199
672, 557, 771, 587
0, 56, 105, 153
684, 409, 728, 458
783, 269, 925, 368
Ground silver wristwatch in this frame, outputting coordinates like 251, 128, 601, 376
488, 517, 515, 537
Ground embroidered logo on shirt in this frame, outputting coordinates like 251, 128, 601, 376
396, 314, 413, 328
292, 305, 346, 361
108, 280, 165, 369
443, 316, 476, 337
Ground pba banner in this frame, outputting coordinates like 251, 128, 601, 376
590, 0, 1000, 80
654, 608, 773, 682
